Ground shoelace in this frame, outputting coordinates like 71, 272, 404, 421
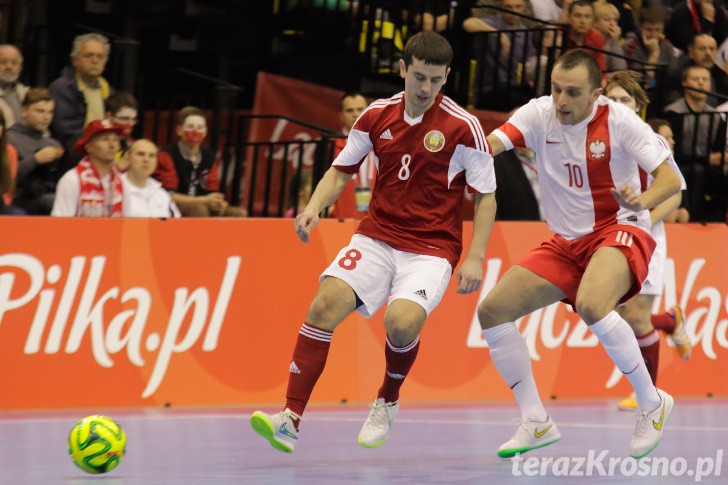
507, 418, 533, 441
366, 403, 393, 427
281, 409, 302, 431
632, 410, 653, 438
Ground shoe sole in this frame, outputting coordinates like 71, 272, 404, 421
358, 436, 387, 449
618, 400, 638, 411
497, 434, 562, 458
250, 412, 295, 454
630, 394, 675, 459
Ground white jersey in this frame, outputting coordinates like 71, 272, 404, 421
644, 134, 687, 242
641, 134, 687, 296
493, 96, 671, 240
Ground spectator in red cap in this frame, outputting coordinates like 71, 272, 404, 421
51, 118, 123, 216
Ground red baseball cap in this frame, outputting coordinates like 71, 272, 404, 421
75, 119, 124, 155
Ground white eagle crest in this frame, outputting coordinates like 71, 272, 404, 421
589, 140, 606, 159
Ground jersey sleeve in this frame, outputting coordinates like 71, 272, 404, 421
455, 145, 496, 194
332, 128, 374, 175
491, 99, 538, 150
654, 134, 687, 190
620, 113, 671, 174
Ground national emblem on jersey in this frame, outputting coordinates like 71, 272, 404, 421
423, 130, 445, 152
589, 139, 607, 159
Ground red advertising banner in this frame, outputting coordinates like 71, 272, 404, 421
0, 219, 724, 410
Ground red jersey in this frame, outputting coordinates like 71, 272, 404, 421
333, 92, 496, 267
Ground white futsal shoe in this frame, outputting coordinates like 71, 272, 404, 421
358, 398, 399, 448
497, 416, 561, 458
250, 408, 300, 453
629, 389, 674, 458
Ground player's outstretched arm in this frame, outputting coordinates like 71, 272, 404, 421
457, 192, 496, 294
486, 134, 506, 158
294, 167, 352, 243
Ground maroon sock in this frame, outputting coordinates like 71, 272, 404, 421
636, 329, 660, 385
377, 336, 420, 403
652, 311, 676, 335
284, 323, 332, 425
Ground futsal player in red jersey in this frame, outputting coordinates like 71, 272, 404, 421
250, 31, 497, 453
477, 50, 682, 459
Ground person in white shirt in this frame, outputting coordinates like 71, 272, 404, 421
477, 50, 681, 460
51, 119, 123, 217
121, 138, 180, 218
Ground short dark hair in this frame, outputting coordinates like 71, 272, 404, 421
105, 91, 138, 115
177, 106, 205, 126
638, 6, 666, 25
646, 118, 671, 134
569, 0, 594, 15
403, 31, 453, 69
22, 87, 53, 106
339, 92, 366, 111
554, 49, 603, 90
681, 63, 709, 82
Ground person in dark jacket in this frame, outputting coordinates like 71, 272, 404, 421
7, 87, 64, 214
154, 106, 246, 217
48, 33, 113, 174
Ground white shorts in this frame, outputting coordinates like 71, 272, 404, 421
640, 223, 667, 296
320, 234, 453, 318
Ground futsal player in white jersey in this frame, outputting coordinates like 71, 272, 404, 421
250, 31, 497, 453
477, 50, 682, 459
604, 72, 692, 411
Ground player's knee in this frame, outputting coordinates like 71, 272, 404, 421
305, 297, 336, 331
574, 299, 610, 325
477, 298, 501, 329
386, 324, 418, 347
383, 311, 422, 346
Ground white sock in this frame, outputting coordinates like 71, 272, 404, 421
589, 311, 661, 410
483, 323, 548, 422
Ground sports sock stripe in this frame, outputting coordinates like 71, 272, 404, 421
636, 329, 660, 347
300, 323, 333, 343
386, 336, 419, 353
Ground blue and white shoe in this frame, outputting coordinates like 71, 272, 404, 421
250, 408, 300, 453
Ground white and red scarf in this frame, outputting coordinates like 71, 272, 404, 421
74, 157, 123, 217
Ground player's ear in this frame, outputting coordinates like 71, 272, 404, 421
399, 58, 406, 78
442, 67, 451, 86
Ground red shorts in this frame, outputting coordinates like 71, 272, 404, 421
518, 225, 656, 306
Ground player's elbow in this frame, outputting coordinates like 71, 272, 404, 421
667, 170, 681, 196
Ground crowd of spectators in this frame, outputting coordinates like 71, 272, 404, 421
461, 0, 728, 222
0, 0, 726, 221
0, 32, 246, 219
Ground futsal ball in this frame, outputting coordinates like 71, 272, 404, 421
68, 415, 126, 474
